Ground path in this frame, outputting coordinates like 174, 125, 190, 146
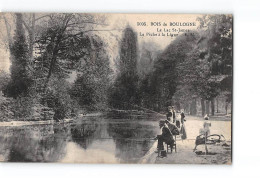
140, 115, 232, 164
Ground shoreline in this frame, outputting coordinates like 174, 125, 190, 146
0, 112, 231, 127
0, 112, 103, 127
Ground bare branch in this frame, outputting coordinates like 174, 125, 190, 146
35, 14, 51, 21
67, 21, 109, 27
22, 19, 31, 33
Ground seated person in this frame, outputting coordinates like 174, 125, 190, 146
155, 120, 174, 151
193, 115, 211, 152
165, 120, 179, 135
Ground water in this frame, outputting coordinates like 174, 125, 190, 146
0, 111, 160, 163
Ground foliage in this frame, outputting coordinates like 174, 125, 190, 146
109, 26, 140, 107
70, 37, 112, 111
4, 13, 33, 98
41, 78, 72, 120
0, 92, 14, 121
138, 32, 199, 111
0, 70, 10, 91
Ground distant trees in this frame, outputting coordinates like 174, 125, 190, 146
132, 15, 232, 115
197, 15, 233, 115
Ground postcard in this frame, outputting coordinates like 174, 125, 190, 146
0, 13, 232, 164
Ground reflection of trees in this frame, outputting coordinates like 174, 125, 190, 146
0, 124, 70, 162
70, 123, 98, 149
107, 122, 157, 163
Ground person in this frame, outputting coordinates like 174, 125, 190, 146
166, 106, 173, 122
203, 114, 211, 136
155, 120, 174, 152
193, 114, 211, 152
171, 106, 176, 123
180, 110, 187, 139
165, 120, 179, 135
180, 110, 186, 124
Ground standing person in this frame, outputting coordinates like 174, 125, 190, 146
203, 114, 211, 136
180, 110, 187, 140
180, 110, 186, 124
171, 106, 176, 123
154, 120, 174, 152
166, 106, 173, 122
193, 114, 211, 152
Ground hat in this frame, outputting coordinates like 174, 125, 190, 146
204, 114, 209, 120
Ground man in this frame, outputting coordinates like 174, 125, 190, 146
155, 120, 174, 151
171, 106, 176, 123
165, 120, 180, 135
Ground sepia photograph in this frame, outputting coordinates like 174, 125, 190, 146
0, 13, 232, 164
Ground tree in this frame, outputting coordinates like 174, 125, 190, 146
196, 14, 233, 115
173, 15, 232, 116
70, 36, 112, 111
147, 32, 199, 111
42, 78, 72, 121
33, 13, 108, 92
109, 26, 139, 108
0, 70, 10, 91
4, 13, 33, 98
137, 41, 160, 79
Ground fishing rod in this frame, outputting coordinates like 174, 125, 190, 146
110, 99, 166, 117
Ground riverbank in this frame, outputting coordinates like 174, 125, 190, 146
0, 112, 104, 127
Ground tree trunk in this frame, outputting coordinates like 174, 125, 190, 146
225, 102, 229, 115
28, 14, 35, 65
190, 98, 197, 115
3, 14, 13, 49
205, 100, 210, 116
89, 36, 97, 62
211, 98, 215, 116
194, 98, 197, 115
216, 97, 219, 113
201, 98, 205, 116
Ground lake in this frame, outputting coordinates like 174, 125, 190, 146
0, 111, 161, 163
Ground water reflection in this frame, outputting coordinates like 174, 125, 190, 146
0, 112, 159, 163
0, 124, 68, 162
108, 122, 158, 163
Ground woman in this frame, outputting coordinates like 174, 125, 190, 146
180, 110, 187, 140
203, 114, 211, 136
193, 114, 211, 152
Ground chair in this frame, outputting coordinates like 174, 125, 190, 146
166, 135, 177, 153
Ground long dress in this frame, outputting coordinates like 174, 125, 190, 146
203, 121, 211, 136
180, 124, 187, 139
180, 112, 187, 139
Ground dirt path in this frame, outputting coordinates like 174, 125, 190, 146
140, 115, 232, 164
